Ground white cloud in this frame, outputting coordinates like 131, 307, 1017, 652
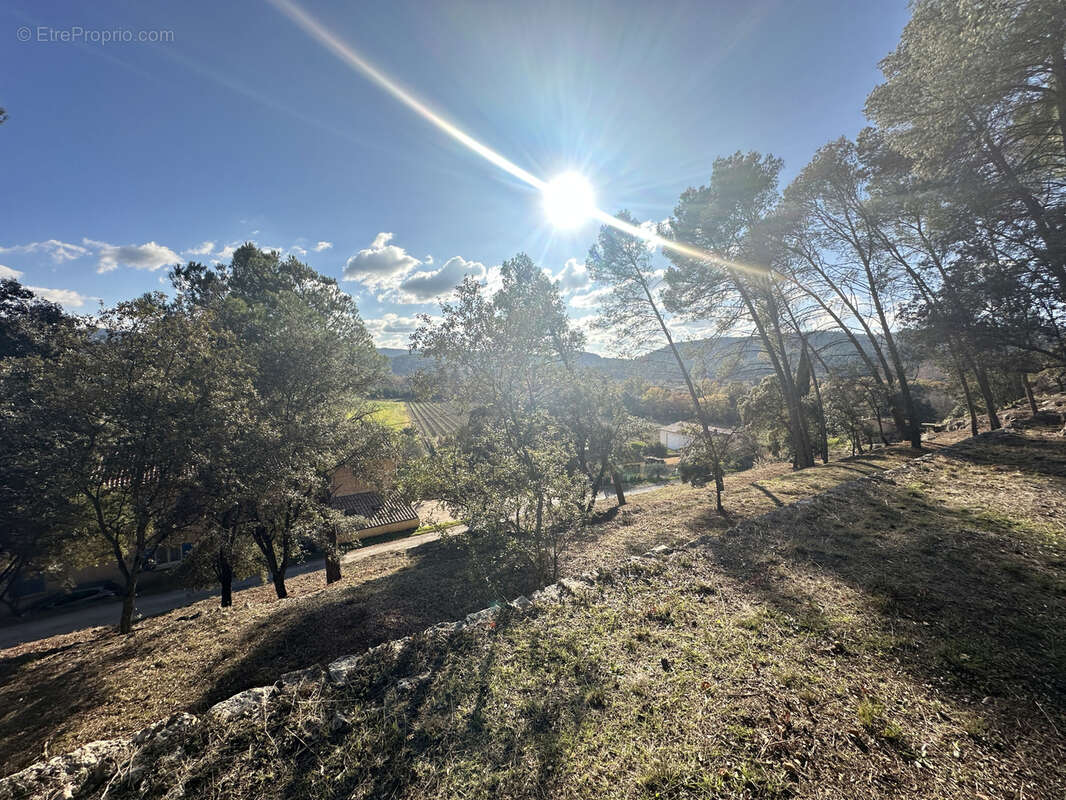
85, 239, 182, 274
25, 286, 95, 309
184, 241, 215, 257
0, 264, 24, 280
568, 285, 613, 309
343, 232, 421, 288
638, 219, 672, 251
215, 243, 239, 262
554, 258, 592, 294
396, 255, 486, 302
574, 317, 616, 355
481, 264, 504, 297
363, 312, 433, 348
0, 239, 89, 262
291, 246, 308, 257
313, 241, 333, 252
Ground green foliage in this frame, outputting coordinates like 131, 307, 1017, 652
26, 294, 253, 630
410, 253, 626, 584
172, 245, 392, 600
0, 281, 85, 612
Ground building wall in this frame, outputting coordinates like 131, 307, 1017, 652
337, 517, 419, 544
332, 466, 373, 496
660, 430, 694, 450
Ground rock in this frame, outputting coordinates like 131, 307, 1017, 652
327, 654, 364, 686
463, 607, 499, 627
276, 667, 325, 693
129, 712, 199, 756
509, 595, 533, 612
206, 686, 272, 722
531, 584, 562, 604
425, 620, 463, 639
0, 739, 127, 800
558, 577, 593, 595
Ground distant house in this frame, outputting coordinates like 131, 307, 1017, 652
330, 491, 420, 541
659, 421, 695, 450
658, 421, 730, 451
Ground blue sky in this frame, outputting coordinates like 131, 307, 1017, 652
1, 0, 908, 352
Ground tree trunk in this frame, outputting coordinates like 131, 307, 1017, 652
950, 349, 980, 438
218, 548, 234, 608
636, 276, 728, 510
738, 284, 812, 469
973, 362, 1001, 430
252, 525, 289, 599
272, 570, 288, 599
808, 364, 830, 464
119, 573, 139, 634
1022, 373, 1038, 416
612, 470, 626, 506
325, 527, 342, 584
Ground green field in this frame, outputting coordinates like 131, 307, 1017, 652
369, 400, 411, 429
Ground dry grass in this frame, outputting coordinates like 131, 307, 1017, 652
0, 429, 968, 776
88, 423, 1066, 799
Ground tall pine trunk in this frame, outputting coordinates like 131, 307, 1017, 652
949, 348, 980, 438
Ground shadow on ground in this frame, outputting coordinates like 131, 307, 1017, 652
704, 428, 1066, 729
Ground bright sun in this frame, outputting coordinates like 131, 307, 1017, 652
542, 172, 596, 230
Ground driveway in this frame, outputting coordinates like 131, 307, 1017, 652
0, 530, 444, 651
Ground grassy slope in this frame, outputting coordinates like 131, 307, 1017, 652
119, 425, 1066, 799
0, 443, 940, 774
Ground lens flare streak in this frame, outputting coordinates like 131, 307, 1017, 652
267, 0, 770, 279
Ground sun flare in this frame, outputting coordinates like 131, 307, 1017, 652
542, 172, 597, 230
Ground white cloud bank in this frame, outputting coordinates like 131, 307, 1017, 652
183, 241, 216, 257
343, 233, 489, 305
363, 312, 436, 348
0, 239, 89, 263
397, 255, 486, 302
85, 239, 182, 274
0, 263, 93, 308
27, 286, 94, 308
314, 241, 333, 252
553, 257, 592, 295
344, 232, 421, 288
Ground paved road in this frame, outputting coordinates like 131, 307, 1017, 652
0, 530, 444, 651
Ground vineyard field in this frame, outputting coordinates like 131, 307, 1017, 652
406, 401, 465, 440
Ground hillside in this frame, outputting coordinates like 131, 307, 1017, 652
0, 442, 935, 777
380, 331, 905, 386
4, 413, 1064, 799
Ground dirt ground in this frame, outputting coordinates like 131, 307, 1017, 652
55, 421, 1066, 799
0, 433, 967, 775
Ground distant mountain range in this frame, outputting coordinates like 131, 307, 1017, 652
379, 331, 882, 386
